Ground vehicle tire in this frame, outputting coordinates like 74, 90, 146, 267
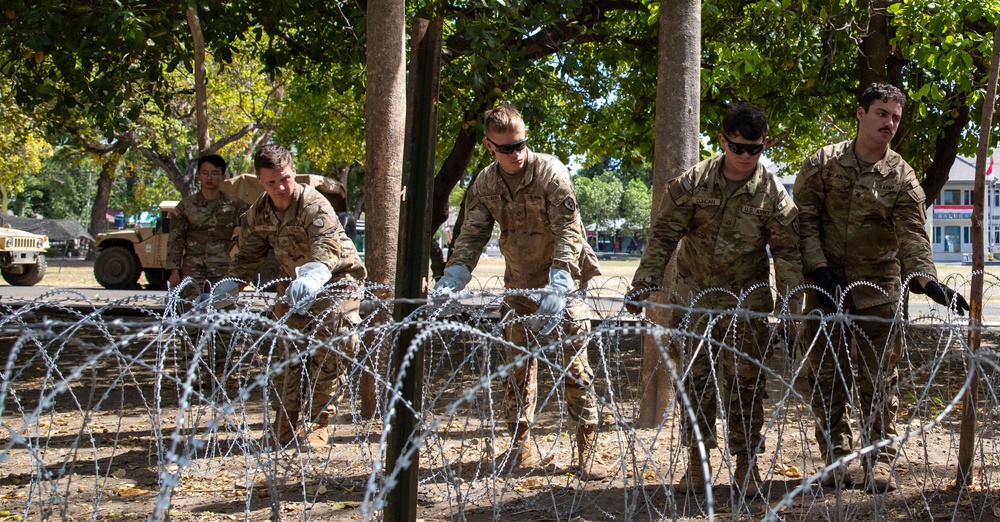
255, 254, 285, 290
144, 268, 168, 290
94, 246, 142, 289
1, 255, 46, 286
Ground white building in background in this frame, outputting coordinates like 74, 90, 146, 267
927, 155, 999, 263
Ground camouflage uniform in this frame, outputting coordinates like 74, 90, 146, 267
632, 155, 802, 455
448, 150, 602, 427
166, 192, 249, 298
794, 139, 935, 462
230, 184, 366, 418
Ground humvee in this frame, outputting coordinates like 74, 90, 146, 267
92, 174, 348, 290
0, 225, 49, 286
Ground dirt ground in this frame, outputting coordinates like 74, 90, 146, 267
2, 299, 1000, 522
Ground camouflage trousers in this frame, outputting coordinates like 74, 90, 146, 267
502, 300, 598, 428
803, 299, 900, 463
174, 277, 233, 386
269, 299, 359, 421
671, 312, 769, 455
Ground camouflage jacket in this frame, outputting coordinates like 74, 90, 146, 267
448, 150, 601, 292
165, 192, 248, 281
632, 155, 803, 312
231, 184, 366, 290
794, 139, 935, 309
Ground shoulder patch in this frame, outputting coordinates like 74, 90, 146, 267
313, 217, 325, 228
563, 197, 576, 211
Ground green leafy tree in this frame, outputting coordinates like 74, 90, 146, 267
0, 93, 52, 214
621, 177, 653, 243
11, 151, 97, 220
575, 172, 624, 238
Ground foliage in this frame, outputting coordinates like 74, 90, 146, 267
111, 152, 181, 222
621, 177, 653, 240
11, 151, 97, 220
0, 92, 53, 213
574, 172, 624, 231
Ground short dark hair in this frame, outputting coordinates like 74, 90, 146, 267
859, 83, 906, 111
722, 103, 768, 141
196, 154, 227, 175
253, 144, 294, 172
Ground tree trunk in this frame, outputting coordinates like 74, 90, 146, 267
956, 17, 1000, 489
87, 154, 119, 259
637, 0, 700, 428
187, 5, 210, 152
362, 0, 406, 419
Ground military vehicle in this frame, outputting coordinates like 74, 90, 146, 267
0, 225, 49, 286
92, 174, 348, 290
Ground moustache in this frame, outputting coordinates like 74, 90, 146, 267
879, 127, 893, 133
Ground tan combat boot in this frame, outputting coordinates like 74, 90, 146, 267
734, 454, 762, 498
496, 422, 540, 473
302, 411, 330, 451
864, 460, 897, 493
262, 410, 298, 449
576, 424, 610, 481
676, 447, 711, 494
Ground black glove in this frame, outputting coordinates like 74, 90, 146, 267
625, 282, 655, 315
811, 267, 842, 310
924, 280, 970, 316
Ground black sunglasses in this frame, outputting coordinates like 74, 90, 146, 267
487, 137, 528, 155
723, 136, 766, 156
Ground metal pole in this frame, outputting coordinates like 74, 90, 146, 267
385, 17, 442, 522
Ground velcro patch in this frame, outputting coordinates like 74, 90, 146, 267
741, 205, 771, 216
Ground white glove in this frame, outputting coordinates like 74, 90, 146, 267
196, 280, 241, 309
529, 267, 574, 335
286, 261, 332, 311
432, 265, 473, 294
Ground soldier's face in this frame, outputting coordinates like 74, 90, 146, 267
484, 126, 528, 175
257, 164, 298, 212
719, 133, 766, 180
198, 162, 224, 191
857, 99, 902, 149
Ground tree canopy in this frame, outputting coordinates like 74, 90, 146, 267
1, 0, 998, 229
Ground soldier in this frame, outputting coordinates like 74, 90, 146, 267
434, 103, 608, 481
166, 154, 249, 295
208, 143, 366, 451
166, 154, 249, 384
794, 83, 968, 492
628, 103, 802, 497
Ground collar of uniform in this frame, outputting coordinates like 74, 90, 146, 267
843, 138, 895, 177
707, 154, 765, 196
493, 149, 535, 200
263, 183, 305, 223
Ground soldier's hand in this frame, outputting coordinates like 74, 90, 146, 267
811, 267, 842, 310
167, 270, 181, 288
924, 280, 970, 316
286, 261, 332, 312
431, 265, 473, 296
529, 267, 574, 335
624, 282, 655, 315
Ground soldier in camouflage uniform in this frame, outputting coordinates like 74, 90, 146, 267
214, 144, 366, 451
628, 103, 802, 497
166, 154, 249, 297
434, 104, 608, 481
166, 155, 249, 385
794, 83, 968, 493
